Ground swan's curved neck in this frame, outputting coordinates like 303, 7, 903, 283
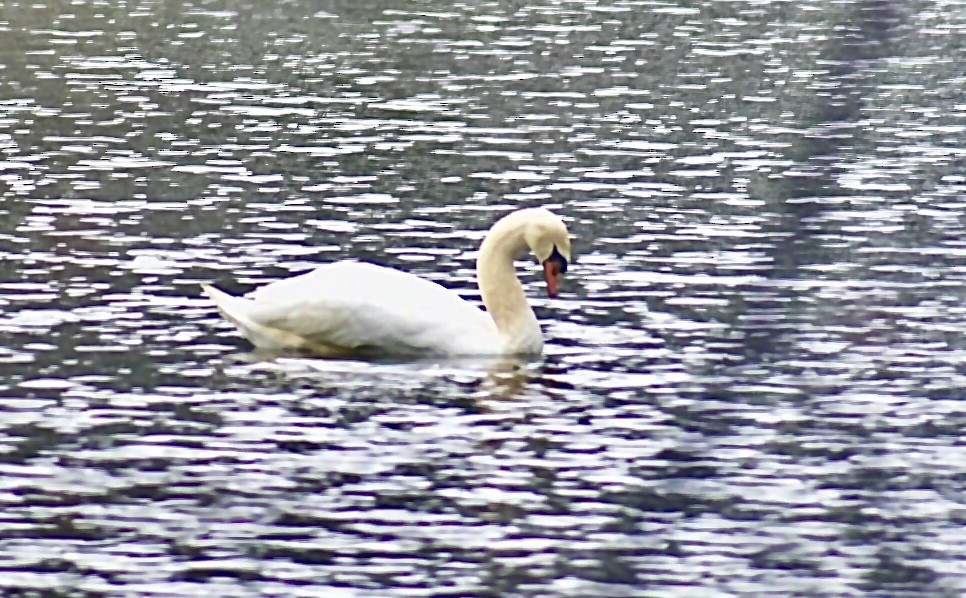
477, 214, 542, 353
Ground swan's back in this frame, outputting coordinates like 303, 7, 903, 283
205, 261, 501, 357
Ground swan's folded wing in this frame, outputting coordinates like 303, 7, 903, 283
244, 262, 500, 356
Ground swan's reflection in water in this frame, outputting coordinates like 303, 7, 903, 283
220, 351, 542, 403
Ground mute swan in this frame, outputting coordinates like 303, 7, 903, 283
202, 207, 571, 358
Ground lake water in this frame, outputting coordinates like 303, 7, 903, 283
2, 0, 966, 596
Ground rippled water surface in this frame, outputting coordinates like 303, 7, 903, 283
3, 0, 966, 596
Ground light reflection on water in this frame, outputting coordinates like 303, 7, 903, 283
2, 0, 966, 596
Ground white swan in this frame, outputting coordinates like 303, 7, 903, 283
202, 207, 571, 358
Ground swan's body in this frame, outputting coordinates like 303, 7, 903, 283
203, 262, 505, 357
203, 207, 571, 358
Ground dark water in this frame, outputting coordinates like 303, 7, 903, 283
2, 0, 966, 596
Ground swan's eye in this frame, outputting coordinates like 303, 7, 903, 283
549, 245, 568, 273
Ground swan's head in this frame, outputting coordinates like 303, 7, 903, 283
523, 209, 571, 298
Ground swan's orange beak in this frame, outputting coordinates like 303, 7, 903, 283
543, 257, 564, 298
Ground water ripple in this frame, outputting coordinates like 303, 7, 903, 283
1, 0, 966, 596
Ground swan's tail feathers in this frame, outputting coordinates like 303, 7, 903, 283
202, 283, 255, 332
201, 283, 230, 305
202, 283, 304, 350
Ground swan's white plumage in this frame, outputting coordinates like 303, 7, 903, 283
204, 262, 501, 357
203, 207, 570, 358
